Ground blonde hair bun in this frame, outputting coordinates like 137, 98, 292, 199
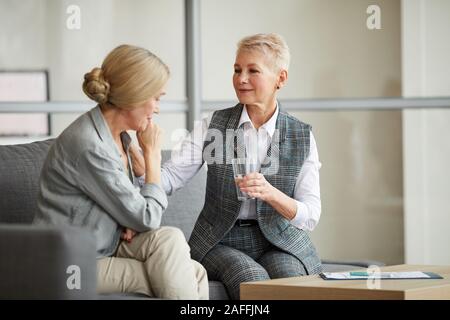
81, 45, 169, 109
82, 67, 110, 104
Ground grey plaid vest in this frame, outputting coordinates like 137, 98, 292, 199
188, 103, 322, 275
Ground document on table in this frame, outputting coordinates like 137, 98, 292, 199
320, 271, 443, 280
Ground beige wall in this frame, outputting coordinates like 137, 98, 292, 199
292, 110, 403, 265
402, 0, 450, 265
201, 0, 401, 100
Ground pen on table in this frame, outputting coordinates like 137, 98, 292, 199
349, 272, 369, 277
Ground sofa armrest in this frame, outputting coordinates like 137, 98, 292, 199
0, 224, 97, 299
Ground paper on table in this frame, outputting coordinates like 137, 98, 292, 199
320, 271, 434, 280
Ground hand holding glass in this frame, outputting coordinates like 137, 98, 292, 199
231, 158, 257, 201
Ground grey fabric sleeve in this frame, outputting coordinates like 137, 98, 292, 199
75, 147, 168, 232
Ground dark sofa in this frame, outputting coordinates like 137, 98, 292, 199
0, 139, 383, 299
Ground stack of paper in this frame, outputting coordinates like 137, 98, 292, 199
320, 271, 442, 280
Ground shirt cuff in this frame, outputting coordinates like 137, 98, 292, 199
140, 183, 168, 210
290, 200, 308, 228
160, 168, 173, 195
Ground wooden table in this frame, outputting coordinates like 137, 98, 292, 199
240, 264, 450, 300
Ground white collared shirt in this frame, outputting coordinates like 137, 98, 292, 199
161, 104, 322, 231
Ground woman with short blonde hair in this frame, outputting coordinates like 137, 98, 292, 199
35, 44, 208, 299
237, 33, 291, 72
162, 33, 322, 299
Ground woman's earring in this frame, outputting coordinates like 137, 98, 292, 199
276, 85, 280, 89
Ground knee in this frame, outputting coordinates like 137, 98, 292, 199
215, 255, 269, 282
220, 261, 269, 300
192, 260, 208, 283
234, 265, 269, 282
159, 226, 186, 241
152, 226, 188, 249
259, 252, 306, 278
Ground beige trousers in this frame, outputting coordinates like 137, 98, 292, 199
97, 226, 209, 300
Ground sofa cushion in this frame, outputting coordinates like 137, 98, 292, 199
0, 139, 54, 223
160, 150, 206, 240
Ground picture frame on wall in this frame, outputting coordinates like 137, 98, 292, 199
0, 70, 50, 136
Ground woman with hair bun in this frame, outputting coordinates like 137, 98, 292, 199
34, 44, 208, 299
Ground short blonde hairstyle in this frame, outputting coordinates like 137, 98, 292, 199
237, 33, 290, 72
83, 44, 169, 109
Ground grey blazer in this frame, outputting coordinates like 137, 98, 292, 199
34, 106, 167, 257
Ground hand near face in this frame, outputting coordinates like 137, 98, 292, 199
238, 172, 274, 202
136, 120, 162, 156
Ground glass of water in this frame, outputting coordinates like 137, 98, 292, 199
231, 158, 257, 201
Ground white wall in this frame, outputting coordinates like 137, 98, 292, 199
402, 0, 450, 265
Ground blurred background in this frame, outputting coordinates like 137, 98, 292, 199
0, 0, 449, 267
